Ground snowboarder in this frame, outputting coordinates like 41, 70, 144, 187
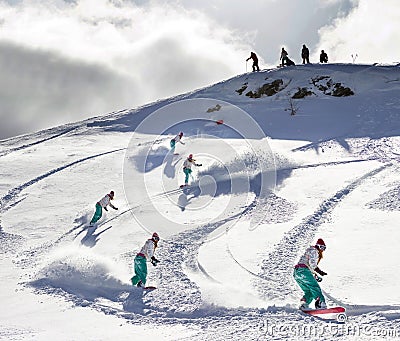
301, 44, 310, 64
246, 52, 260, 72
293, 238, 328, 309
170, 131, 185, 154
89, 191, 118, 226
320, 50, 328, 63
182, 154, 202, 186
280, 47, 289, 66
131, 232, 160, 288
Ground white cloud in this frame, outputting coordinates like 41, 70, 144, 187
315, 0, 400, 63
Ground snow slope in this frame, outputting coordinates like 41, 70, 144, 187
1, 63, 400, 340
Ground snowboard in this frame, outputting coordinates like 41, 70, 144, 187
301, 306, 347, 322
143, 286, 156, 291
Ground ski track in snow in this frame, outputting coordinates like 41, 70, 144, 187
0, 148, 126, 271
5, 152, 400, 339
256, 163, 391, 302
0, 126, 78, 158
3, 146, 399, 340
0, 148, 125, 214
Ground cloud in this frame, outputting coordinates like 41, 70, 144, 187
169, 0, 355, 65
0, 41, 139, 139
315, 0, 400, 63
0, 0, 250, 139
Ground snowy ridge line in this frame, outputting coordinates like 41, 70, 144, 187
0, 148, 126, 214
256, 163, 391, 302
0, 126, 78, 157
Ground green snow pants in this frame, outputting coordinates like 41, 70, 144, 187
131, 255, 148, 286
170, 139, 176, 151
90, 203, 102, 225
293, 267, 325, 304
184, 168, 192, 184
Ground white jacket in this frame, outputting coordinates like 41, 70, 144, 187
297, 246, 320, 271
97, 194, 112, 208
138, 239, 156, 260
183, 158, 197, 170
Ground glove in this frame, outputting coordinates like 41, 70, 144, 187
151, 256, 160, 266
114, 207, 118, 210
196, 164, 202, 167
314, 275, 322, 282
104, 207, 108, 211
315, 267, 327, 276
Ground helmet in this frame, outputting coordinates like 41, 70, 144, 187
315, 238, 326, 251
188, 154, 193, 159
179, 131, 183, 136
109, 191, 115, 198
152, 232, 160, 241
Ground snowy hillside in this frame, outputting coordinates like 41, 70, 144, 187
1, 63, 400, 340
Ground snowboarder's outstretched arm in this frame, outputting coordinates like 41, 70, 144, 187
109, 203, 118, 210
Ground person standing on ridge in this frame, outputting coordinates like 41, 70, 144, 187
301, 44, 310, 64
320, 50, 328, 63
131, 232, 160, 288
280, 47, 289, 66
293, 238, 328, 309
170, 132, 185, 154
89, 191, 118, 226
246, 52, 260, 72
182, 154, 202, 187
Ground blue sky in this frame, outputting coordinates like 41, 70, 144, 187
0, 0, 398, 139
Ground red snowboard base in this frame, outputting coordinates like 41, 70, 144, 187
301, 306, 347, 322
